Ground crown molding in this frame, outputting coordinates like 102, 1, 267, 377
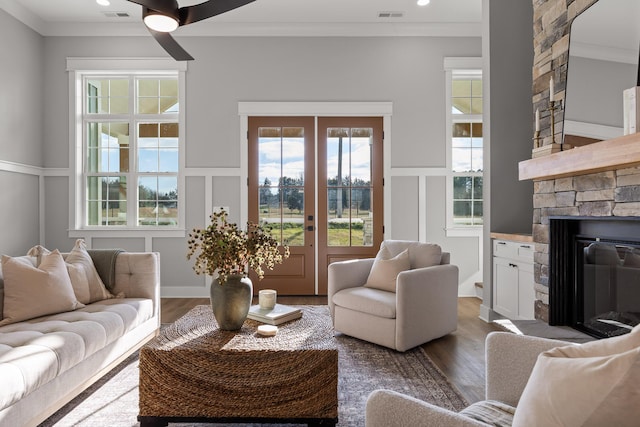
0, 0, 47, 34
1, 0, 481, 39
42, 21, 481, 38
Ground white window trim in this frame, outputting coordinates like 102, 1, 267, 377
67, 58, 187, 238
444, 57, 483, 238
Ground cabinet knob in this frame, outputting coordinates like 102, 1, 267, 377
509, 263, 518, 268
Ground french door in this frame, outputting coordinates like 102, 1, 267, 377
248, 116, 384, 295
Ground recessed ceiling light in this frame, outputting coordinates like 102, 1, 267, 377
417, 0, 430, 5
96, 0, 110, 6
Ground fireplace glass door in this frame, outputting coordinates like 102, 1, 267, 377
576, 239, 640, 337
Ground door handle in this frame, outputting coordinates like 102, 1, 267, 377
307, 225, 314, 231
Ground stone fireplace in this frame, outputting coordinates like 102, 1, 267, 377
520, 136, 640, 327
525, 0, 640, 327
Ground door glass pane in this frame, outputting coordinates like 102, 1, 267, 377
327, 127, 374, 247
258, 126, 305, 246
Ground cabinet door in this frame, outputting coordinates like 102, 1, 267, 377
493, 257, 518, 319
517, 261, 535, 320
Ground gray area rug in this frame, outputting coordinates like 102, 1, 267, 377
40, 334, 468, 427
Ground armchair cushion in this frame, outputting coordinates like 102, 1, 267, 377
364, 247, 410, 292
512, 324, 640, 427
332, 287, 396, 318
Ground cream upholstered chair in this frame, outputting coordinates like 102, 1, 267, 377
327, 240, 459, 352
366, 326, 640, 426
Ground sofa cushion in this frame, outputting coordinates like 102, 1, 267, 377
0, 251, 85, 326
0, 297, 154, 411
332, 286, 396, 319
364, 248, 410, 292
29, 240, 114, 304
512, 324, 640, 427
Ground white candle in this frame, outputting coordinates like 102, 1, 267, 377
535, 108, 540, 132
550, 76, 555, 102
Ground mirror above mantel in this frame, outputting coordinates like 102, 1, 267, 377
563, 0, 640, 147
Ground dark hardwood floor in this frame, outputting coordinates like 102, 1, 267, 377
160, 296, 502, 404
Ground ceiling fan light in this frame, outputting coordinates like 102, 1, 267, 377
143, 10, 179, 32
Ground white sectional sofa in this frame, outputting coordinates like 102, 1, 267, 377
0, 251, 160, 427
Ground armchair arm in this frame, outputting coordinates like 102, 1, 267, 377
327, 258, 375, 319
365, 389, 484, 427
395, 264, 459, 351
485, 332, 575, 406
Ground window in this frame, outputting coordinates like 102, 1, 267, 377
69, 58, 185, 232
445, 59, 483, 230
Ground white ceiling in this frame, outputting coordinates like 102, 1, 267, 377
1, 0, 483, 37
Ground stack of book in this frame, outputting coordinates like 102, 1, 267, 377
247, 304, 302, 325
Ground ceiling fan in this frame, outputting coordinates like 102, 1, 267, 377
127, 0, 256, 61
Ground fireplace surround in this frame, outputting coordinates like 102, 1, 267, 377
515, 0, 640, 335
549, 216, 640, 338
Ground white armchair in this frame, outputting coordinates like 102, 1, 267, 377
327, 240, 459, 352
365, 332, 572, 426
366, 325, 640, 427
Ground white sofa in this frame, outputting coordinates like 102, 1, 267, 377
0, 252, 160, 427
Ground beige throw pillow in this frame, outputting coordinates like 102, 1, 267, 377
29, 239, 113, 304
379, 241, 442, 269
512, 324, 640, 427
364, 247, 410, 292
0, 250, 84, 325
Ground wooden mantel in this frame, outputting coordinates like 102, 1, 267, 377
519, 132, 640, 181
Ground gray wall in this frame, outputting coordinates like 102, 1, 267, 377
2, 9, 487, 296
0, 9, 43, 255
481, 0, 534, 319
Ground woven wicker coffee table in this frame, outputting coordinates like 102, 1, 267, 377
138, 305, 338, 426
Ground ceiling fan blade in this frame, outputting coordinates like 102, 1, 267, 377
127, 0, 178, 16
179, 0, 256, 26
148, 28, 194, 61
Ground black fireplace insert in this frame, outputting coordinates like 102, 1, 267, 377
549, 216, 640, 338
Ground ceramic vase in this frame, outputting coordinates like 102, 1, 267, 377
209, 274, 253, 330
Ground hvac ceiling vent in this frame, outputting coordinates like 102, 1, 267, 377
101, 11, 131, 18
378, 11, 404, 18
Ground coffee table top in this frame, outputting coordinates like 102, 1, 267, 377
148, 304, 336, 353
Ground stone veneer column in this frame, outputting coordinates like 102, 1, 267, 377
531, 0, 598, 321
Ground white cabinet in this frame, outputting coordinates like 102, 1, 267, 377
492, 239, 535, 320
